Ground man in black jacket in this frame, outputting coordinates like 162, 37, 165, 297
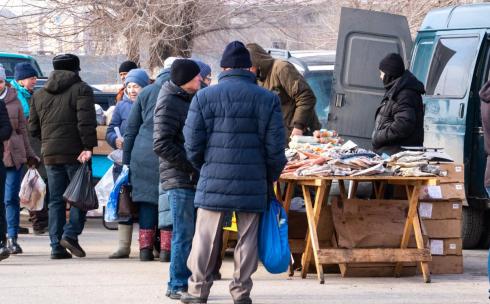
29, 54, 97, 259
372, 53, 425, 155
153, 59, 202, 299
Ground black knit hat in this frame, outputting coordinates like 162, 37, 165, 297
170, 59, 201, 86
52, 54, 80, 72
14, 62, 38, 80
119, 60, 138, 73
220, 41, 252, 69
379, 53, 405, 78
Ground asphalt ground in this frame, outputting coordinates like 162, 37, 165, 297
0, 217, 488, 304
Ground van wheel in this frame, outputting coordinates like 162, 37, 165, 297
462, 206, 484, 249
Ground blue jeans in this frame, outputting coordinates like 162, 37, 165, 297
0, 161, 6, 242
46, 164, 87, 252
4, 166, 23, 238
167, 188, 196, 292
138, 202, 158, 229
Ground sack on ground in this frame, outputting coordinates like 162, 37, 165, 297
105, 165, 130, 222
95, 165, 114, 207
258, 199, 291, 274
63, 163, 99, 211
19, 168, 46, 211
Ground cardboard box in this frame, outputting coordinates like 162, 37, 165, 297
331, 198, 427, 248
96, 126, 108, 140
93, 139, 113, 155
437, 163, 464, 184
429, 238, 463, 256
419, 201, 462, 220
419, 183, 465, 201
429, 255, 463, 274
421, 219, 462, 238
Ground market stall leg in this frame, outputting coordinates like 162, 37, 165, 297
394, 182, 431, 283
300, 180, 330, 283
373, 181, 386, 199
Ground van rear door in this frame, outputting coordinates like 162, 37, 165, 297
328, 8, 412, 148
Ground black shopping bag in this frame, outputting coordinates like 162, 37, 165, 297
63, 163, 99, 211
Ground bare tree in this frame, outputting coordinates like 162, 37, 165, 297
1, 0, 315, 70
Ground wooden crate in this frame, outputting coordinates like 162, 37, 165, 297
342, 263, 417, 277
93, 139, 113, 155
96, 125, 108, 140
331, 198, 427, 277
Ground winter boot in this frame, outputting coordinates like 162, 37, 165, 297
7, 237, 23, 254
0, 240, 10, 261
139, 228, 155, 261
109, 224, 133, 259
159, 229, 172, 262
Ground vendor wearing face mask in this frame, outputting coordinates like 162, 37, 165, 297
372, 53, 425, 156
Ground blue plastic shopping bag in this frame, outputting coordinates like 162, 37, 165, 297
104, 165, 130, 222
258, 199, 291, 274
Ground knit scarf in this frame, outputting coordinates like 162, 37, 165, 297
11, 80, 31, 118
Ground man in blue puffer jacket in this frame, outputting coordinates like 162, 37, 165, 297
181, 41, 287, 304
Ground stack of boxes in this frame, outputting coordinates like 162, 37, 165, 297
94, 124, 113, 155
419, 163, 465, 274
93, 106, 115, 157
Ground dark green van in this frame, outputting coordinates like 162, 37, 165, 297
330, 4, 490, 248
0, 52, 44, 81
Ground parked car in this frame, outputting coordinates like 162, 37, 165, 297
266, 49, 335, 128
330, 4, 490, 248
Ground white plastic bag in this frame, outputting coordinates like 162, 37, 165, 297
108, 150, 123, 165
95, 165, 114, 207
19, 168, 46, 211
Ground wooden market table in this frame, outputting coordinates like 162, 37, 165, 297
275, 174, 439, 284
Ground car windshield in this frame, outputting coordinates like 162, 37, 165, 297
304, 71, 332, 126
0, 57, 43, 78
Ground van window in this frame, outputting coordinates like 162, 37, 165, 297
425, 36, 479, 98
305, 71, 332, 124
411, 39, 434, 84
